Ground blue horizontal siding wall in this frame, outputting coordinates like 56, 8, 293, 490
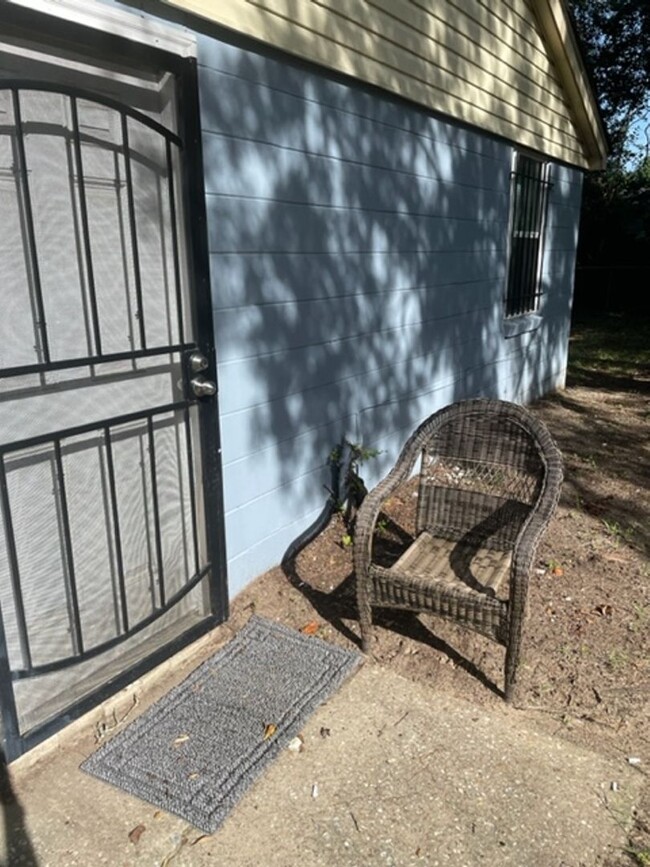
197, 38, 583, 595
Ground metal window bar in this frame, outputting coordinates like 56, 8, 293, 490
70, 96, 103, 357
53, 440, 85, 657
516, 158, 537, 316
103, 426, 129, 634
0, 456, 33, 671
0, 400, 187, 457
505, 156, 552, 318
12, 565, 211, 680
519, 159, 537, 314
0, 343, 193, 380
11, 88, 51, 365
121, 113, 147, 351
147, 416, 166, 609
166, 138, 185, 345
522, 160, 544, 312
514, 164, 532, 316
183, 406, 200, 577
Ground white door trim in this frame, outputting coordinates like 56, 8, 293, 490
5, 0, 197, 57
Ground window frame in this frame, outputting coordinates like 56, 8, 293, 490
504, 150, 552, 323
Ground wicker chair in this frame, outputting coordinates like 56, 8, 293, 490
354, 399, 563, 701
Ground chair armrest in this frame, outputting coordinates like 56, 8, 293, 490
509, 450, 564, 603
353, 484, 389, 583
353, 409, 459, 581
353, 448, 422, 582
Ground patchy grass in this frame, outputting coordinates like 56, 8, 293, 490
568, 314, 650, 387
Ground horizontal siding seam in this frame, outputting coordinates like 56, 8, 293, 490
197, 65, 509, 165
222, 412, 357, 469
317, 0, 576, 128
226, 504, 324, 565
225, 461, 327, 515
474, 0, 561, 82
213, 277, 501, 311
222, 332, 522, 464
208, 245, 508, 256
358, 344, 534, 432
377, 0, 572, 110
217, 303, 499, 369
283, 0, 573, 134
218, 331, 559, 464
217, 309, 497, 369
245, 0, 584, 159
218, 314, 499, 409
224, 465, 326, 518
200, 130, 509, 194
211, 247, 508, 259
205, 190, 510, 221
446, 0, 561, 85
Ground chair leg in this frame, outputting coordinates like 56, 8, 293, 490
357, 585, 373, 654
504, 628, 523, 703
505, 578, 528, 703
504, 654, 518, 704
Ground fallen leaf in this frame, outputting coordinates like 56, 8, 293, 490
552, 566, 564, 577
300, 621, 319, 636
128, 824, 146, 844
188, 772, 200, 780
320, 727, 331, 738
263, 723, 277, 740
173, 734, 190, 747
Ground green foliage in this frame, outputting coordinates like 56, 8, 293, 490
326, 438, 381, 535
577, 158, 650, 268
624, 845, 650, 865
569, 0, 650, 165
568, 3, 649, 312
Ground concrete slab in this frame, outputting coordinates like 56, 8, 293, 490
1, 664, 641, 867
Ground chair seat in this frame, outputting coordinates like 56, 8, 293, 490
393, 532, 511, 596
370, 532, 511, 642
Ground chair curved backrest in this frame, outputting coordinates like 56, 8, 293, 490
355, 399, 563, 583
412, 400, 560, 552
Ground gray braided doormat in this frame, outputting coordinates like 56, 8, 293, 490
81, 616, 361, 833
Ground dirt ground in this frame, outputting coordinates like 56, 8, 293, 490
224, 317, 650, 866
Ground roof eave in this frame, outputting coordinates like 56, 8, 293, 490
531, 0, 608, 170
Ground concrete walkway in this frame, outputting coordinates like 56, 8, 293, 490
1, 646, 641, 866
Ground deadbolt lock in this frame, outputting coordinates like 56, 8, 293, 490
189, 351, 209, 373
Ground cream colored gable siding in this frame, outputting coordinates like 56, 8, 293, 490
163, 0, 590, 168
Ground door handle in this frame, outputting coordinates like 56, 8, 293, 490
190, 376, 217, 398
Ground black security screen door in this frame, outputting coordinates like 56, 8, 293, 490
0, 76, 227, 761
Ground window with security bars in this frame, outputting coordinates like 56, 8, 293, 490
505, 153, 552, 318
